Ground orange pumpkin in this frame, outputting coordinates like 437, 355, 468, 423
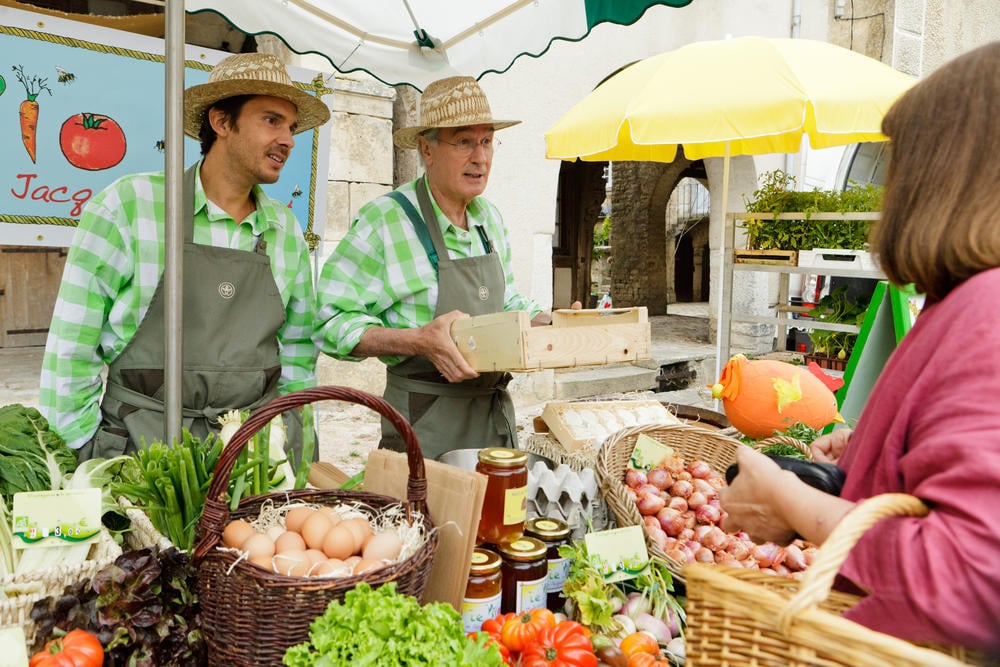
711, 355, 844, 438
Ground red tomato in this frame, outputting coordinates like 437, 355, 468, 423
60, 113, 126, 170
29, 629, 104, 667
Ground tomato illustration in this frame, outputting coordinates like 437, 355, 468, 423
60, 112, 126, 170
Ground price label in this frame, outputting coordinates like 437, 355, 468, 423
584, 525, 650, 583
630, 433, 675, 470
12, 488, 101, 549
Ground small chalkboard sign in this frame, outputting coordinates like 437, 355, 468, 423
834, 282, 923, 427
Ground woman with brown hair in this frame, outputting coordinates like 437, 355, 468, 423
721, 42, 1000, 654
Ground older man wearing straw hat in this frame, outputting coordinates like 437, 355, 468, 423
41, 53, 330, 463
315, 76, 554, 459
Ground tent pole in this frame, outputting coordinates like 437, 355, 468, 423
714, 142, 732, 407
164, 0, 185, 446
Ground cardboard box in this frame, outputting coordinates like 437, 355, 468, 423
541, 399, 681, 452
451, 307, 650, 372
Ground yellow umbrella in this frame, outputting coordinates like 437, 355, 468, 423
545, 36, 916, 161
544, 36, 916, 381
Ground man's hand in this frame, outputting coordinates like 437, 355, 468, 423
420, 310, 479, 382
530, 300, 583, 327
810, 428, 853, 464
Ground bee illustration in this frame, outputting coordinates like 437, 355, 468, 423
55, 66, 76, 84
154, 139, 166, 152
291, 185, 302, 198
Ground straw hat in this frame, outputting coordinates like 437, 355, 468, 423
184, 53, 331, 138
393, 76, 520, 149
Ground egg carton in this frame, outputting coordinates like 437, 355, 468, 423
541, 400, 681, 452
527, 462, 612, 541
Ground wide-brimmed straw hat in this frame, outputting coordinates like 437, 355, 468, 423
393, 76, 521, 149
184, 53, 331, 138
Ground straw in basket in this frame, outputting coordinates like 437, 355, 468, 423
684, 493, 992, 666
596, 422, 744, 578
192, 386, 439, 667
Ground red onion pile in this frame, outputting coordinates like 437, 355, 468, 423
624, 455, 816, 577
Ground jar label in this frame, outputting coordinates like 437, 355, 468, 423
462, 591, 502, 633
546, 556, 570, 594
503, 486, 528, 525
515, 576, 546, 613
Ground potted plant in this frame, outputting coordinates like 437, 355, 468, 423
804, 285, 870, 370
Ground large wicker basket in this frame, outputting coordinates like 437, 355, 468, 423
192, 386, 439, 667
0, 528, 122, 646
596, 423, 743, 577
684, 494, 991, 666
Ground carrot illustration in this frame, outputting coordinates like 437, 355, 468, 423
13, 65, 52, 163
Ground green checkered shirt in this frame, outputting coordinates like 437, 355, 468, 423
315, 178, 541, 365
40, 162, 317, 450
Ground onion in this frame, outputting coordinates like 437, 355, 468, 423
752, 543, 785, 568
676, 470, 693, 482
715, 551, 740, 567
625, 488, 638, 503
635, 483, 662, 498
688, 460, 712, 479
666, 544, 693, 565
677, 527, 695, 542
667, 496, 688, 512
647, 525, 669, 549
663, 456, 685, 476
666, 637, 686, 659
621, 592, 650, 619
684, 540, 701, 553
612, 614, 637, 636
634, 613, 672, 644
726, 539, 752, 561
802, 546, 818, 567
624, 469, 647, 489
669, 479, 694, 498
646, 468, 673, 491
686, 491, 708, 509
636, 491, 666, 516
693, 525, 714, 542
695, 503, 722, 525
691, 478, 717, 498
695, 546, 714, 563
701, 526, 729, 551
783, 543, 807, 571
656, 507, 687, 536
708, 475, 727, 490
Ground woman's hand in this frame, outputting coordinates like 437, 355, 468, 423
720, 447, 799, 545
811, 428, 853, 463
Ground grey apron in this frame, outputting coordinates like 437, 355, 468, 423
380, 177, 517, 460
78, 164, 303, 461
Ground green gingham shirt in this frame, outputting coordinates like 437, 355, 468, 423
40, 162, 317, 450
315, 178, 541, 365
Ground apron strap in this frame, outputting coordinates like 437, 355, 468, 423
104, 380, 276, 422
386, 189, 439, 275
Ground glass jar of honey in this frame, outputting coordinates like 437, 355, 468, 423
476, 448, 528, 546
524, 517, 572, 611
462, 547, 503, 633
498, 537, 547, 614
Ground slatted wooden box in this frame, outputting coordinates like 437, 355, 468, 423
451, 307, 650, 372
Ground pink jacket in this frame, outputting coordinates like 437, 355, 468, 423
837, 268, 1000, 653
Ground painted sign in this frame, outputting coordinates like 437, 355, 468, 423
0, 6, 331, 248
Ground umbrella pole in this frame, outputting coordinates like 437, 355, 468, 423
714, 143, 733, 406
163, 0, 186, 447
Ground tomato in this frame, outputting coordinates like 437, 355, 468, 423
59, 112, 126, 171
30, 629, 104, 667
500, 608, 557, 653
482, 611, 518, 637
628, 654, 672, 667
520, 621, 598, 667
619, 632, 660, 658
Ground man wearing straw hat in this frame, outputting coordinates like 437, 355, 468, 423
315, 76, 556, 459
40, 53, 330, 463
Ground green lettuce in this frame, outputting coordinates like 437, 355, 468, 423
0, 403, 77, 504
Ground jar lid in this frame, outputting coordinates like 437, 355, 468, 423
478, 447, 528, 467
469, 547, 502, 575
525, 517, 571, 541
498, 537, 547, 561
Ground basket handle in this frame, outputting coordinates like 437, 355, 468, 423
752, 435, 813, 459
190, 386, 428, 563
776, 493, 927, 633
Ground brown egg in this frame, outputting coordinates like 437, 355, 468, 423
242, 533, 275, 560
249, 553, 275, 571
317, 505, 343, 526
273, 549, 311, 576
304, 548, 328, 565
353, 559, 384, 575
362, 529, 403, 562
343, 555, 362, 571
222, 520, 256, 549
274, 530, 307, 554
300, 511, 334, 550
312, 558, 346, 577
265, 525, 286, 541
340, 517, 374, 550
321, 524, 358, 560
285, 506, 316, 533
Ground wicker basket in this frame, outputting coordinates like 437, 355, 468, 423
192, 386, 438, 667
596, 422, 743, 578
684, 493, 991, 666
0, 528, 122, 645
753, 434, 813, 458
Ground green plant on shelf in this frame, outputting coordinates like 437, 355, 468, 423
807, 285, 870, 359
741, 170, 882, 252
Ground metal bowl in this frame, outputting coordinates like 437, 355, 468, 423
436, 448, 556, 471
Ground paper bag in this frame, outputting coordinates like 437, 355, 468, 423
362, 450, 487, 610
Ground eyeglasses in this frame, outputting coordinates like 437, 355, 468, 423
436, 136, 500, 155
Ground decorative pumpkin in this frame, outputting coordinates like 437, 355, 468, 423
710, 355, 844, 438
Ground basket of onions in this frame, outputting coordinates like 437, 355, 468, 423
596, 423, 817, 581
191, 386, 438, 667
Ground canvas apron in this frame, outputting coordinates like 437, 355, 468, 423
78, 165, 302, 460
380, 178, 517, 460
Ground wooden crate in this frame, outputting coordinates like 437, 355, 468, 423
734, 248, 797, 266
450, 307, 650, 372
541, 399, 681, 452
